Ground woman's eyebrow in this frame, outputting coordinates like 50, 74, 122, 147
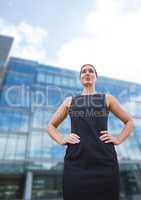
82, 67, 94, 71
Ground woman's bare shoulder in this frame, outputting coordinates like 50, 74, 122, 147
63, 96, 73, 110
105, 93, 118, 109
105, 93, 113, 109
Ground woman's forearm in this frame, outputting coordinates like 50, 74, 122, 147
47, 123, 64, 145
116, 119, 134, 144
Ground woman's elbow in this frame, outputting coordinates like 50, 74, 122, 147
128, 118, 134, 131
47, 121, 57, 132
47, 122, 52, 133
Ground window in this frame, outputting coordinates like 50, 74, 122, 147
69, 78, 76, 87
5, 72, 33, 85
32, 110, 44, 128
0, 135, 8, 159
54, 75, 61, 85
0, 110, 29, 132
4, 135, 17, 160
61, 77, 68, 86
15, 135, 27, 160
37, 73, 46, 83
47, 73, 53, 84
29, 132, 42, 158
37, 72, 54, 84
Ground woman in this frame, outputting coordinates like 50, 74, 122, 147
47, 64, 134, 200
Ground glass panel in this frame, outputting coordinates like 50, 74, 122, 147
61, 77, 68, 86
37, 73, 46, 83
32, 109, 55, 129
47, 86, 63, 107
0, 135, 8, 159
76, 78, 82, 88
69, 78, 76, 87
4, 135, 18, 160
32, 110, 43, 128
32, 175, 63, 200
29, 132, 42, 158
15, 136, 27, 160
47, 73, 54, 84
0, 110, 29, 133
54, 75, 61, 85
0, 111, 9, 131
10, 58, 36, 74
49, 142, 65, 160
116, 144, 129, 160
5, 72, 33, 85
0, 87, 20, 108
42, 134, 53, 158
120, 163, 141, 199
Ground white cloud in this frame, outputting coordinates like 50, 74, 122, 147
8, 1, 13, 8
57, 0, 141, 83
0, 18, 48, 62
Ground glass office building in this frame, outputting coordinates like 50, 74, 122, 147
0, 43, 141, 199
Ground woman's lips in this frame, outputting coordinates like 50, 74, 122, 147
85, 77, 91, 80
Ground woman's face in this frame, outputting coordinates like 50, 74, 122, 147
80, 65, 97, 86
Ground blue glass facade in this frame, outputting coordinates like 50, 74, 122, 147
0, 56, 141, 199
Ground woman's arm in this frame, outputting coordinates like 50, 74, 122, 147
99, 94, 134, 145
47, 96, 80, 145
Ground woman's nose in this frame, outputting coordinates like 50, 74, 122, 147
86, 70, 90, 74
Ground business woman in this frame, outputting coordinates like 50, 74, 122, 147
47, 64, 134, 200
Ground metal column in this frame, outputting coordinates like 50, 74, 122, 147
24, 171, 33, 200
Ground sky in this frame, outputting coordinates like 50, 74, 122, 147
0, 0, 141, 83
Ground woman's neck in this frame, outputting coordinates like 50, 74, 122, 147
81, 87, 96, 95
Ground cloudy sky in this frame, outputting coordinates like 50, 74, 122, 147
0, 0, 141, 83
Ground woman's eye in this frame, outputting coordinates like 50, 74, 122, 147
81, 69, 94, 73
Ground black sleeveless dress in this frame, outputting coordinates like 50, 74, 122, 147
63, 94, 120, 200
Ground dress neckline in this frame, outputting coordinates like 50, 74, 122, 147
77, 93, 100, 97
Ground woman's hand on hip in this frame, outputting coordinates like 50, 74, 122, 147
99, 130, 120, 145
62, 133, 80, 145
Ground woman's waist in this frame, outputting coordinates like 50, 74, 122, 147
65, 141, 117, 162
